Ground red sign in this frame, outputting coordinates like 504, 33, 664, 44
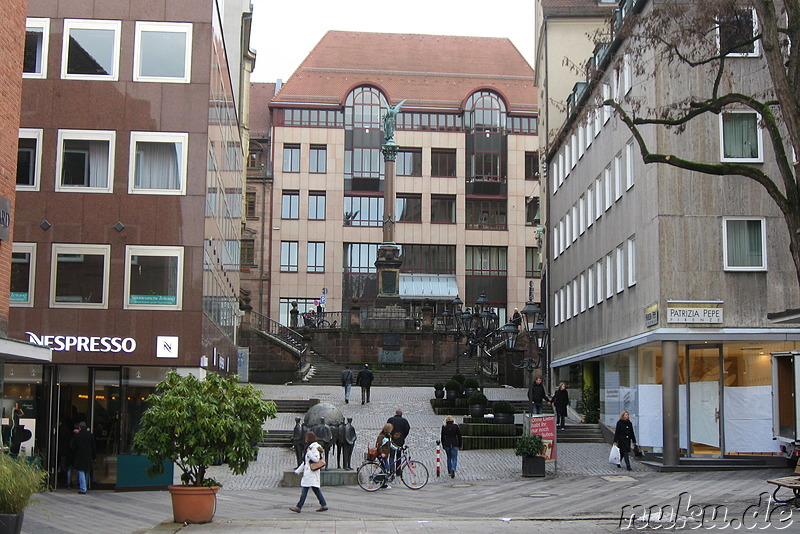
530, 414, 557, 461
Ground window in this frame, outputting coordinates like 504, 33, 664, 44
580, 272, 586, 312
588, 265, 595, 308
245, 191, 257, 218
586, 114, 594, 148
281, 191, 299, 219
627, 236, 637, 286
553, 225, 560, 259
282, 144, 300, 172
595, 175, 603, 219
11, 243, 36, 307
309, 145, 327, 173
134, 22, 192, 83
56, 130, 115, 193
614, 154, 623, 201
280, 241, 298, 272
465, 200, 507, 230
24, 18, 49, 79
241, 239, 255, 265
124, 246, 183, 309
564, 212, 572, 249
344, 195, 383, 226
571, 133, 578, 169
553, 290, 560, 326
525, 198, 540, 226
17, 129, 42, 191
401, 245, 456, 274
578, 125, 586, 159
596, 259, 604, 304
587, 185, 594, 227
431, 149, 456, 177
604, 166, 612, 210
128, 132, 187, 194
579, 194, 586, 234
396, 194, 422, 222
309, 192, 326, 220
723, 217, 766, 270
247, 150, 259, 169
524, 152, 539, 180
622, 54, 632, 94
616, 245, 625, 293
525, 247, 541, 277
51, 244, 110, 308
61, 19, 121, 80
572, 278, 579, 317
572, 204, 578, 243
431, 195, 456, 223
720, 111, 763, 162
465, 246, 507, 276
307, 242, 325, 273
594, 105, 601, 136
603, 83, 611, 123
626, 141, 635, 190
718, 7, 759, 57
397, 148, 422, 176
606, 252, 614, 299
565, 283, 572, 319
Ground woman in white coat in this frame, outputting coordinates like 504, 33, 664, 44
289, 431, 328, 513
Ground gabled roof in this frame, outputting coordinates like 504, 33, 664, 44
249, 82, 275, 137
272, 31, 536, 113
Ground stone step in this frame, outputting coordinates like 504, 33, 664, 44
259, 430, 293, 448
266, 399, 315, 413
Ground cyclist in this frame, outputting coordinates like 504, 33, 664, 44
375, 423, 398, 489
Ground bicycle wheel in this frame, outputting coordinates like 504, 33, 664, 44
399, 460, 428, 489
357, 461, 386, 492
318, 319, 331, 328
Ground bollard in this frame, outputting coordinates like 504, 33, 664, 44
435, 440, 441, 477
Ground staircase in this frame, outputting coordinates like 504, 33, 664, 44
259, 429, 293, 448
556, 423, 606, 443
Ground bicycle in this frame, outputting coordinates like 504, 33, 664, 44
356, 446, 429, 491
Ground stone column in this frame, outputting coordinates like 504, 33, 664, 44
662, 340, 680, 467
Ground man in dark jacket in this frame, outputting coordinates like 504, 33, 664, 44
341, 365, 354, 404
70, 421, 96, 494
356, 364, 374, 404
386, 409, 410, 473
527, 377, 550, 415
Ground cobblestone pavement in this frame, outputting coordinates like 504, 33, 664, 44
19, 385, 799, 533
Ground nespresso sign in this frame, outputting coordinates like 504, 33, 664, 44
26, 332, 137, 353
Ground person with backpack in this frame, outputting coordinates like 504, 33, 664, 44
341, 365, 354, 404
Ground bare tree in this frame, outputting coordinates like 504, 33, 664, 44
606, 0, 800, 287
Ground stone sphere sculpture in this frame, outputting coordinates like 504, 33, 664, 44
304, 402, 344, 427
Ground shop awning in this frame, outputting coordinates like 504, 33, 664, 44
400, 274, 458, 300
0, 337, 52, 363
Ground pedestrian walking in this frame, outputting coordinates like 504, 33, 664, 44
613, 411, 637, 471
440, 415, 462, 478
289, 431, 328, 513
387, 409, 410, 473
356, 363, 374, 404
341, 365, 354, 404
552, 382, 570, 430
527, 376, 550, 415
70, 421, 95, 494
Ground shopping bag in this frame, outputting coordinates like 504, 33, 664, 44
609, 444, 621, 465
633, 444, 644, 458
310, 459, 326, 471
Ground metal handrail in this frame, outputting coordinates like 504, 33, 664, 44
250, 310, 305, 355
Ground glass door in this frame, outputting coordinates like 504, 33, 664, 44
687, 345, 723, 456
91, 368, 121, 487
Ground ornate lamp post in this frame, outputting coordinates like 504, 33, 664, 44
466, 292, 517, 392
510, 282, 549, 384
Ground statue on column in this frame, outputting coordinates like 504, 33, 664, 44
342, 417, 357, 470
291, 417, 306, 466
382, 100, 406, 144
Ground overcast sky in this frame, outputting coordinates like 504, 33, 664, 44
249, 0, 537, 83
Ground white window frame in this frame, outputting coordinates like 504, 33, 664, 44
722, 216, 767, 271
627, 236, 637, 287
11, 243, 36, 308
124, 245, 184, 310
134, 21, 193, 83
280, 241, 298, 272
606, 252, 614, 299
623, 53, 632, 95
552, 159, 559, 193
564, 140, 571, 177
596, 259, 604, 304
128, 131, 188, 194
24, 18, 50, 79
586, 113, 594, 148
626, 140, 635, 190
307, 242, 325, 273
50, 243, 110, 309
604, 166, 612, 211
558, 151, 565, 186
565, 212, 572, 250
587, 186, 594, 228
571, 204, 578, 243
553, 225, 560, 259
614, 153, 623, 201
554, 291, 560, 326
61, 19, 121, 81
603, 83, 611, 123
716, 7, 760, 58
565, 283, 572, 320
588, 265, 595, 308
55, 129, 116, 193
594, 105, 602, 136
578, 125, 586, 159
17, 128, 43, 192
580, 272, 586, 313
595, 175, 603, 220
571, 133, 578, 169
719, 111, 764, 163
579, 194, 586, 235
615, 244, 625, 293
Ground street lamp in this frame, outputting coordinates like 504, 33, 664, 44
510, 282, 549, 381
467, 292, 519, 392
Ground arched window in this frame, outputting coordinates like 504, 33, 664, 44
344, 86, 387, 190
465, 90, 507, 187
465, 90, 506, 132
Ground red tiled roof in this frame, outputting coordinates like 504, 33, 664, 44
250, 82, 275, 136
272, 31, 536, 113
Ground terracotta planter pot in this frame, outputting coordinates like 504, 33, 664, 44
0, 512, 24, 534
168, 485, 220, 524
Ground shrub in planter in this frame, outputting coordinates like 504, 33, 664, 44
492, 400, 515, 424
463, 378, 479, 397
434, 382, 445, 399
133, 371, 277, 523
444, 379, 461, 400
0, 454, 46, 532
515, 434, 546, 477
467, 391, 488, 418
452, 374, 466, 385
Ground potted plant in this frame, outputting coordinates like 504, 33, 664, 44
467, 391, 488, 418
492, 400, 515, 424
433, 382, 445, 399
133, 371, 277, 524
515, 434, 546, 477
0, 454, 46, 534
463, 378, 479, 398
444, 379, 461, 401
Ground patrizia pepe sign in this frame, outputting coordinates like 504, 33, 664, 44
666, 301, 724, 324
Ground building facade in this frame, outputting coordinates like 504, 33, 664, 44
4, 0, 251, 488
545, 0, 800, 459
260, 31, 541, 333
